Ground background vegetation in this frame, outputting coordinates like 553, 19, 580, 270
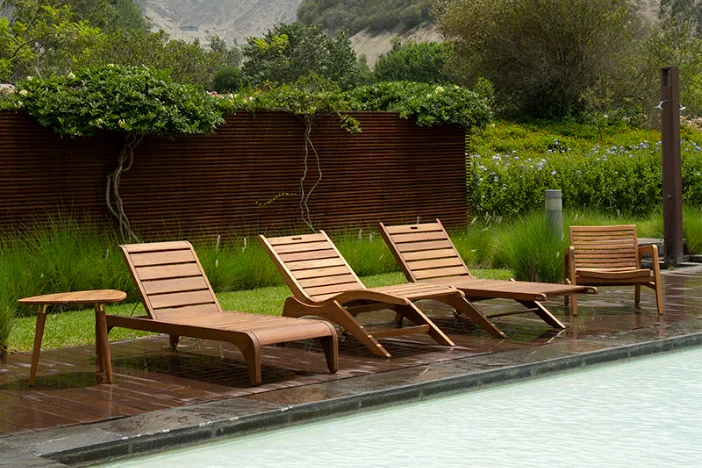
297, 0, 433, 35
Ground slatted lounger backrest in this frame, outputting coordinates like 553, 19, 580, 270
120, 241, 222, 320
259, 232, 365, 303
380, 220, 473, 281
569, 225, 640, 271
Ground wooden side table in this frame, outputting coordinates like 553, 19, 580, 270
18, 290, 127, 386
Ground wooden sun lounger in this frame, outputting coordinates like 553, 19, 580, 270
379, 220, 597, 329
259, 232, 509, 358
565, 225, 663, 316
105, 241, 338, 385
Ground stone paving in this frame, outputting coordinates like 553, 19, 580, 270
0, 266, 700, 466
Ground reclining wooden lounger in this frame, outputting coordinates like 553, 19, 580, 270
105, 241, 338, 385
565, 225, 663, 316
259, 232, 509, 358
379, 220, 597, 329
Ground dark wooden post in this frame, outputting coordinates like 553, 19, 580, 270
660, 66, 684, 266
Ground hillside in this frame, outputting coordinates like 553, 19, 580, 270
137, 0, 302, 45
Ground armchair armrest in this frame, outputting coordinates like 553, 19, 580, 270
638, 244, 659, 261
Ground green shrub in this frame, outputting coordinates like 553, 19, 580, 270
344, 80, 493, 128
16, 65, 224, 137
212, 66, 244, 93
374, 42, 452, 84
469, 121, 702, 217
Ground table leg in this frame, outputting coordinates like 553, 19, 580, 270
94, 304, 113, 383
95, 317, 103, 372
29, 305, 48, 386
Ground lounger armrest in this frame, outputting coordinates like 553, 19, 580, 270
316, 290, 411, 307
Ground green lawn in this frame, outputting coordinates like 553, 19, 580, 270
8, 269, 513, 353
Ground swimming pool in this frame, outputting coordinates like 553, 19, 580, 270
108, 348, 702, 468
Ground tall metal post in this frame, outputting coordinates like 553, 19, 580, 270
660, 66, 684, 266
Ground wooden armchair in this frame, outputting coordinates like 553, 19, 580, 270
564, 225, 663, 316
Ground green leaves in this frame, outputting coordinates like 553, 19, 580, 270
15, 65, 224, 137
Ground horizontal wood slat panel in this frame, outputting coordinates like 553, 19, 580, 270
0, 111, 468, 236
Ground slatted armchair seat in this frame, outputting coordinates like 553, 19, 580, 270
259, 232, 509, 358
105, 241, 338, 385
565, 225, 663, 316
379, 220, 596, 329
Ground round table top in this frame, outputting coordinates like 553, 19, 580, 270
18, 289, 127, 305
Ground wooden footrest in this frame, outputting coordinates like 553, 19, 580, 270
371, 324, 431, 339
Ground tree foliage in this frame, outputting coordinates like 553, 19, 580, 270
242, 22, 362, 90
660, 0, 702, 35
297, 0, 432, 35
436, 0, 645, 118
374, 41, 451, 84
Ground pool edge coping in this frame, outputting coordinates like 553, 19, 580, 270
35, 331, 702, 467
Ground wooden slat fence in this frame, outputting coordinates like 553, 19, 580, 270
0, 111, 468, 237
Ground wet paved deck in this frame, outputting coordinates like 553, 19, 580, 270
0, 267, 700, 456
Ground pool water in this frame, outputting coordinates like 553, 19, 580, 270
108, 348, 702, 468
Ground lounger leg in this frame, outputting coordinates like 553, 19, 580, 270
571, 295, 578, 316
169, 335, 180, 351
442, 295, 507, 339
394, 304, 454, 346
635, 286, 641, 306
95, 304, 113, 384
393, 312, 404, 328
240, 339, 262, 386
283, 297, 392, 358
518, 300, 565, 329
95, 316, 104, 372
316, 325, 338, 374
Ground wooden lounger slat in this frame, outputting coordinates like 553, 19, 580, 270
395, 240, 453, 253
267, 233, 326, 246
148, 290, 216, 309
135, 263, 202, 281
122, 241, 196, 253
306, 282, 363, 298
390, 231, 447, 243
286, 257, 346, 271
142, 277, 210, 295
278, 249, 338, 262
407, 257, 465, 271
292, 266, 355, 280
273, 241, 333, 254
413, 266, 472, 280
130, 250, 195, 267
383, 223, 443, 235
402, 249, 462, 261
298, 274, 359, 288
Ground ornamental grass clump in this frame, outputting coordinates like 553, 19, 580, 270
683, 205, 702, 254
